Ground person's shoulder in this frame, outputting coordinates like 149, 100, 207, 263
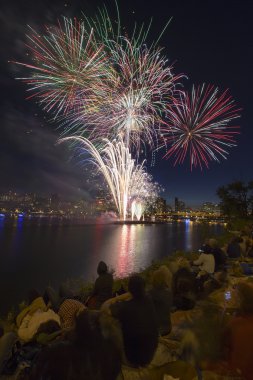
110, 299, 129, 317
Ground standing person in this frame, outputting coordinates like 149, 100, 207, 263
88, 261, 113, 309
110, 275, 159, 367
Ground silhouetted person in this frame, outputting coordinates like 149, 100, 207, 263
89, 261, 113, 309
30, 310, 121, 380
173, 267, 196, 310
148, 266, 172, 336
227, 237, 241, 258
110, 275, 158, 367
222, 282, 253, 379
208, 239, 227, 272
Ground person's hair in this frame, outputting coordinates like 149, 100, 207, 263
208, 238, 218, 248
31, 309, 121, 380
168, 261, 179, 274
237, 282, 253, 314
201, 244, 213, 254
128, 275, 145, 299
0, 326, 4, 338
97, 261, 108, 275
152, 266, 172, 289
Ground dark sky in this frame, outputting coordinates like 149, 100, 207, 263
0, 0, 252, 206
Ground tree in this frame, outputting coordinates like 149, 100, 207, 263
217, 181, 253, 218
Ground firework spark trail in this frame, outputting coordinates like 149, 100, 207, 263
59, 136, 158, 220
129, 164, 160, 220
14, 17, 109, 117
14, 13, 183, 154
160, 84, 240, 170
67, 36, 183, 152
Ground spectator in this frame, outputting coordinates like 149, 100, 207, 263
222, 282, 253, 379
30, 309, 121, 380
193, 244, 215, 275
173, 267, 196, 310
227, 237, 241, 259
110, 275, 158, 367
208, 238, 227, 272
149, 266, 173, 336
18, 308, 61, 343
88, 261, 113, 309
58, 299, 86, 330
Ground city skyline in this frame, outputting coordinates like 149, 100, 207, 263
1, 0, 252, 207
0, 188, 220, 212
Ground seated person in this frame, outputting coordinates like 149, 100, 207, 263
193, 244, 215, 276
208, 238, 227, 272
227, 236, 242, 258
173, 267, 196, 310
18, 307, 61, 343
110, 275, 159, 367
58, 299, 86, 330
148, 266, 172, 336
222, 282, 253, 380
30, 309, 121, 380
88, 261, 113, 309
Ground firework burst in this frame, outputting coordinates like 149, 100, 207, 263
93, 37, 181, 151
15, 11, 183, 154
160, 84, 240, 169
59, 136, 159, 220
14, 17, 109, 117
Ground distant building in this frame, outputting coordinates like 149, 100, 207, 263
154, 197, 167, 214
201, 202, 220, 214
50, 193, 60, 210
175, 197, 186, 212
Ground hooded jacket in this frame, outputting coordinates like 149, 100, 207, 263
93, 261, 113, 306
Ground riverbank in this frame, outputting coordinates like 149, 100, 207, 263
1, 227, 253, 379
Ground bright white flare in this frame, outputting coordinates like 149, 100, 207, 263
59, 136, 159, 220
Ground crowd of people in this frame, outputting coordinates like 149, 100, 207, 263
1, 229, 253, 380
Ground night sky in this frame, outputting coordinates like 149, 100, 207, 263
1, 0, 252, 207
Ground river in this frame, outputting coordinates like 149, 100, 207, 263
0, 217, 224, 314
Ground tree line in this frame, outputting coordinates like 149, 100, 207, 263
217, 181, 253, 218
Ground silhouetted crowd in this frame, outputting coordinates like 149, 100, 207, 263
1, 228, 253, 380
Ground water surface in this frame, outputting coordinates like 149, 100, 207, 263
0, 217, 224, 314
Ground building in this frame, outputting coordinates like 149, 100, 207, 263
175, 197, 186, 212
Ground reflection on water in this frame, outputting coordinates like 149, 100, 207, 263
185, 219, 194, 251
117, 225, 135, 276
0, 219, 224, 314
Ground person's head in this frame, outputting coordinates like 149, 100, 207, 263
128, 275, 145, 299
200, 244, 212, 254
168, 260, 179, 274
152, 266, 172, 289
30, 337, 121, 380
208, 238, 218, 249
237, 282, 253, 314
231, 236, 242, 244
97, 261, 108, 275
